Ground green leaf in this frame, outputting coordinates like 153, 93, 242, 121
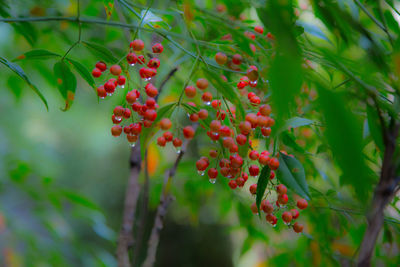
53, 61, 77, 111
140, 103, 176, 158
317, 85, 373, 201
256, 165, 271, 215
277, 152, 310, 199
275, 116, 314, 136
203, 69, 245, 120
281, 131, 305, 153
0, 56, 48, 110
141, 10, 163, 24
62, 190, 100, 210
366, 104, 384, 153
82, 41, 118, 63
66, 58, 96, 89
14, 49, 61, 61
297, 21, 332, 43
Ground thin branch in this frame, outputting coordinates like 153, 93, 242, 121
142, 124, 198, 267
116, 144, 142, 267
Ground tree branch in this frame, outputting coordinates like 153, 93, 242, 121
117, 143, 142, 267
142, 124, 198, 267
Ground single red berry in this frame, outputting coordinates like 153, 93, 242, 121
92, 68, 102, 78
250, 202, 258, 214
189, 113, 199, 122
127, 134, 138, 143
173, 137, 182, 147
229, 180, 238, 189
210, 120, 222, 132
290, 209, 300, 219
145, 97, 156, 109
126, 53, 137, 64
113, 106, 125, 117
246, 65, 259, 81
259, 104, 271, 116
123, 108, 131, 119
215, 52, 227, 65
261, 127, 271, 137
184, 85, 196, 98
97, 85, 107, 98
208, 168, 218, 179
110, 65, 122, 76
276, 184, 287, 195
232, 54, 242, 65
117, 75, 126, 86
196, 78, 208, 90
160, 118, 172, 130
131, 123, 142, 135
209, 150, 218, 158
95, 61, 107, 72
137, 55, 146, 64
201, 92, 212, 103
248, 165, 260, 177
152, 43, 164, 53
236, 134, 247, 146
148, 58, 160, 69
183, 126, 195, 139
211, 100, 221, 109
111, 125, 122, 137
278, 194, 289, 205
198, 109, 208, 120
239, 121, 252, 135
269, 157, 280, 170
126, 91, 137, 104
219, 126, 231, 137
282, 211, 293, 223
249, 150, 259, 160
249, 184, 257, 195
254, 25, 264, 34
259, 155, 270, 165
163, 131, 173, 142
196, 159, 208, 171
262, 200, 274, 214
144, 109, 157, 121
297, 199, 308, 210
145, 83, 158, 97
157, 136, 167, 147
293, 222, 304, 233
130, 39, 144, 51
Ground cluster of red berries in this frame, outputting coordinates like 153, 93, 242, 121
92, 39, 164, 144
249, 183, 307, 233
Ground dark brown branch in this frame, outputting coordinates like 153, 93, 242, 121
357, 120, 400, 266
117, 144, 142, 267
142, 124, 198, 267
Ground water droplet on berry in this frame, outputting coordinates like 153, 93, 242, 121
250, 80, 257, 86
121, 85, 125, 89
271, 223, 277, 228
144, 77, 152, 81
209, 178, 216, 184
197, 170, 205, 176
115, 116, 123, 121
100, 96, 106, 99
130, 142, 136, 147
130, 63, 135, 67
107, 93, 113, 96
205, 101, 211, 106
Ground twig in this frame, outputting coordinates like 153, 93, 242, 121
142, 124, 198, 267
116, 144, 142, 267
156, 67, 179, 101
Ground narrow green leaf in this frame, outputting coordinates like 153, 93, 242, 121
140, 103, 176, 158
0, 56, 48, 110
82, 41, 118, 63
62, 190, 100, 210
281, 131, 305, 153
366, 104, 384, 153
275, 116, 314, 136
256, 165, 271, 215
14, 49, 61, 61
66, 58, 96, 89
277, 152, 310, 199
203, 69, 245, 120
53, 61, 77, 111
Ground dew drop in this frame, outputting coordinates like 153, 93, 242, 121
130, 142, 136, 147
205, 101, 211, 106
197, 170, 205, 176
144, 77, 152, 81
115, 116, 123, 121
250, 80, 257, 86
209, 178, 216, 184
130, 63, 135, 67
100, 96, 106, 99
271, 223, 277, 228
107, 93, 113, 96
121, 85, 125, 89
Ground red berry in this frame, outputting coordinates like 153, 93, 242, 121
248, 165, 260, 176
254, 25, 264, 34
201, 92, 212, 103
95, 61, 107, 72
152, 43, 164, 53
110, 65, 122, 76
97, 85, 107, 98
113, 106, 124, 117
232, 54, 242, 65
173, 138, 182, 147
198, 109, 208, 120
145, 97, 156, 109
259, 104, 271, 116
196, 78, 208, 90
262, 200, 274, 214
211, 100, 221, 109
137, 55, 146, 64
92, 68, 102, 78
246, 65, 259, 81
148, 58, 160, 69
259, 155, 270, 165
249, 150, 259, 160
196, 159, 208, 171
293, 222, 304, 233
261, 127, 271, 137
144, 109, 157, 121
249, 184, 257, 195
123, 108, 131, 119
276, 184, 287, 195
111, 125, 122, 137
189, 113, 199, 122
228, 180, 237, 189
269, 157, 280, 170
157, 136, 167, 147
145, 83, 158, 97
208, 168, 218, 179
163, 131, 173, 142
126, 53, 137, 64
130, 39, 144, 51
290, 209, 300, 219
126, 91, 137, 104
250, 202, 258, 214
297, 199, 308, 210
160, 118, 172, 130
104, 81, 116, 94
210, 120, 222, 132
278, 194, 289, 205
209, 150, 218, 158
183, 126, 195, 139
185, 85, 196, 98
236, 134, 247, 146
282, 211, 293, 223
131, 123, 142, 135
215, 52, 227, 65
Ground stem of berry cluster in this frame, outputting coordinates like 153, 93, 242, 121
142, 123, 199, 267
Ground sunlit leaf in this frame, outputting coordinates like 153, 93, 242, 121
53, 61, 77, 111
14, 49, 61, 61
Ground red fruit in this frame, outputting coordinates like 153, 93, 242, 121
162, 131, 173, 142
245, 113, 258, 128
230, 155, 243, 168
259, 104, 271, 116
246, 65, 259, 81
132, 102, 141, 112
104, 80, 116, 94
130, 39, 144, 51
215, 52, 227, 65
196, 159, 208, 171
183, 126, 195, 139
152, 43, 164, 53
248, 165, 260, 176
245, 31, 256, 40
293, 222, 304, 233
111, 125, 122, 137
145, 97, 156, 108
95, 61, 107, 72
185, 86, 196, 98
92, 68, 102, 78
276, 184, 287, 195
250, 202, 258, 214
145, 83, 158, 97
126, 53, 137, 64
189, 113, 199, 122
230, 144, 238, 153
201, 92, 212, 103
198, 109, 208, 120
173, 137, 182, 147
236, 134, 247, 146
157, 136, 167, 147
110, 65, 122, 76
148, 58, 160, 69
144, 109, 157, 121
160, 118, 172, 130
269, 157, 280, 170
249, 150, 259, 160
126, 91, 137, 104
211, 100, 221, 109
239, 121, 252, 135
259, 155, 270, 165
254, 25, 264, 34
113, 106, 124, 117
123, 108, 131, 119
262, 200, 274, 214
270, 171, 275, 179
116, 75, 126, 86
222, 137, 234, 149
297, 199, 308, 210
278, 194, 289, 205
209, 150, 218, 158
131, 123, 142, 135
210, 120, 222, 132
143, 120, 152, 128
232, 54, 242, 65
282, 211, 293, 223
137, 55, 146, 64
237, 81, 247, 89
250, 96, 261, 105
97, 85, 107, 98
229, 180, 237, 189
290, 209, 299, 219
249, 184, 257, 195
127, 134, 138, 143
208, 168, 218, 179
261, 127, 271, 137
242, 172, 249, 181
196, 78, 208, 90
112, 114, 121, 124
219, 126, 231, 137
209, 131, 220, 141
